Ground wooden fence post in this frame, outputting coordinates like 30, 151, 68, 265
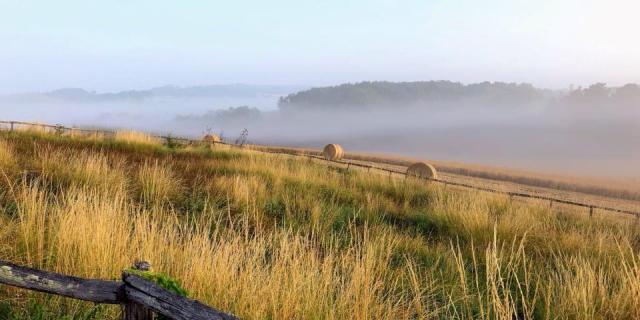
589, 206, 594, 218
123, 261, 154, 320
10, 121, 14, 131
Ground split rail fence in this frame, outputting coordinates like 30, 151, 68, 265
0, 260, 237, 320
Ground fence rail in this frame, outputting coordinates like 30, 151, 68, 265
1, 120, 638, 218
0, 260, 237, 320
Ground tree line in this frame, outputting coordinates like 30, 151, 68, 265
278, 81, 640, 111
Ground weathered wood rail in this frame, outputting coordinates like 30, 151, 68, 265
0, 260, 237, 320
1, 119, 638, 218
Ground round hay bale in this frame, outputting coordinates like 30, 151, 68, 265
203, 134, 221, 144
406, 162, 438, 180
323, 143, 344, 161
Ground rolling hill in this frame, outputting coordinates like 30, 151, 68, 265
0, 127, 639, 319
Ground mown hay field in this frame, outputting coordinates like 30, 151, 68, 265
0, 129, 639, 319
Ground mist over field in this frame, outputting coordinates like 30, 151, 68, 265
1, 81, 638, 179
215, 103, 638, 178
0, 84, 300, 131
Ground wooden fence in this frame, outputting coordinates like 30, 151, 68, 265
0, 260, 237, 320
1, 120, 638, 219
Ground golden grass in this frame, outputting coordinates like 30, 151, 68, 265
114, 130, 163, 146
254, 144, 640, 202
1, 131, 640, 319
4, 181, 424, 318
35, 148, 127, 192
15, 123, 51, 134
0, 138, 15, 170
136, 160, 181, 205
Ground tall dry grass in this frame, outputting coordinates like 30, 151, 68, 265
136, 160, 181, 205
0, 138, 15, 170
114, 130, 162, 146
35, 148, 127, 192
15, 123, 51, 134
256, 145, 640, 202
0, 130, 639, 319
5, 180, 430, 319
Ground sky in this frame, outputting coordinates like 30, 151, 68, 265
1, 0, 639, 94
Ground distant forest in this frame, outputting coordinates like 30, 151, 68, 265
1, 84, 304, 103
278, 81, 640, 111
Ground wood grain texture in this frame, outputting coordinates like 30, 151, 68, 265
0, 260, 123, 304
123, 272, 238, 320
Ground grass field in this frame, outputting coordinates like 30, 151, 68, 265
253, 145, 640, 205
1, 129, 640, 319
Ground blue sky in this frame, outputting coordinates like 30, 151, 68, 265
1, 0, 639, 93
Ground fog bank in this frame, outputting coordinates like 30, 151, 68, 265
1, 82, 638, 179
